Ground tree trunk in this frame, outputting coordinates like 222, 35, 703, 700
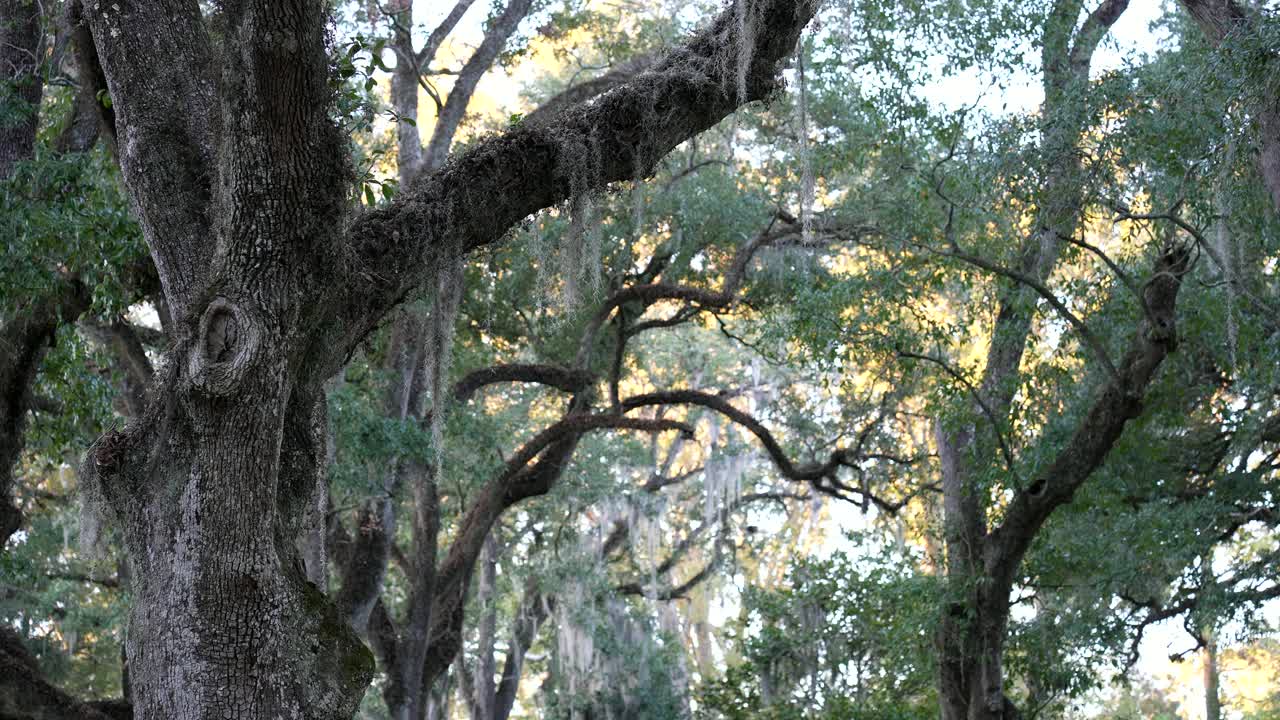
0, 0, 44, 178
932, 2, 1131, 716
1203, 629, 1222, 720
75, 0, 817, 713
471, 533, 499, 720
95, 386, 374, 719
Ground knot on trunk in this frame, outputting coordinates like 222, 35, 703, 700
187, 298, 260, 395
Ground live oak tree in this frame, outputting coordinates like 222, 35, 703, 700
2, 0, 822, 716
5, 0, 1279, 717
710, 0, 1280, 717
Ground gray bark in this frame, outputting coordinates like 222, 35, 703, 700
75, 0, 817, 715
0, 0, 43, 178
471, 533, 499, 720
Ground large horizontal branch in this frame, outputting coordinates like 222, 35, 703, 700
453, 364, 594, 403
340, 0, 819, 355
497, 415, 694, 500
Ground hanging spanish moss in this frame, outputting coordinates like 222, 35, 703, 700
795, 48, 815, 244
423, 255, 465, 460
1214, 169, 1238, 372
733, 0, 760, 103
556, 133, 606, 308
555, 579, 597, 703
636, 508, 663, 596
703, 416, 747, 527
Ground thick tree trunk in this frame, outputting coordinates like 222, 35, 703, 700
93, 381, 374, 718
76, 0, 817, 714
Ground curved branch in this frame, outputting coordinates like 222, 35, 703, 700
941, 246, 1124, 388
986, 244, 1191, 593
453, 363, 594, 403
421, 413, 691, 686
496, 415, 694, 488
575, 213, 800, 365
621, 389, 917, 513
898, 350, 1018, 478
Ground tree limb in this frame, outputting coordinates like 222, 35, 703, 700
342, 0, 820, 361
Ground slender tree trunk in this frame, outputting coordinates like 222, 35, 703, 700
472, 533, 499, 720
1203, 630, 1222, 720
494, 586, 551, 720
932, 3, 1131, 716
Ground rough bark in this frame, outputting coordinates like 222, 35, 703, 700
82, 1, 221, 324
0, 0, 43, 178
84, 2, 372, 716
63, 0, 117, 155
75, 0, 816, 716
